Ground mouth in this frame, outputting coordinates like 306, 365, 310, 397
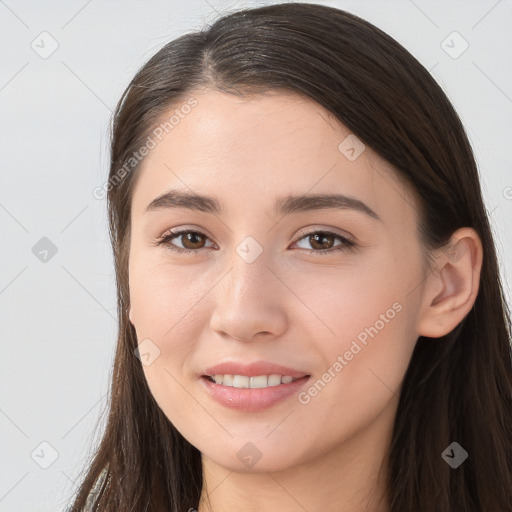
199, 373, 311, 412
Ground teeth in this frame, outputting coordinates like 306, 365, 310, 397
267, 375, 282, 386
210, 374, 300, 388
233, 375, 249, 388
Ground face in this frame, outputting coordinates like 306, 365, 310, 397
128, 89, 426, 473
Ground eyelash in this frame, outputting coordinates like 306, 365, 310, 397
155, 228, 356, 256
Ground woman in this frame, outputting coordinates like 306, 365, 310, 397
68, 3, 512, 511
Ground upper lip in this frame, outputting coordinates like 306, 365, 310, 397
203, 360, 310, 379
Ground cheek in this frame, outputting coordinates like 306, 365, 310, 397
292, 252, 418, 414
129, 255, 209, 426
129, 253, 210, 340
294, 294, 415, 453
292, 250, 409, 345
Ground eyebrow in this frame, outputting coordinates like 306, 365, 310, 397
145, 189, 381, 221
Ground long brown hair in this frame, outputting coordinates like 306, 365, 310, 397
67, 3, 512, 511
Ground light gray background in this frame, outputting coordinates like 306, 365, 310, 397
1, 0, 511, 510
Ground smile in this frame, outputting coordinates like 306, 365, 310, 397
200, 374, 311, 412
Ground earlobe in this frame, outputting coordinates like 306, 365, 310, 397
417, 227, 483, 338
128, 307, 134, 325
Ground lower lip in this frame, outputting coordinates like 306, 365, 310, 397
200, 375, 311, 412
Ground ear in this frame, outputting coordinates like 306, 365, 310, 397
128, 306, 134, 326
417, 227, 483, 338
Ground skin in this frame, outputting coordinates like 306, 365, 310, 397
127, 89, 483, 512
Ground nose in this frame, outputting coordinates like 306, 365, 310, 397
209, 248, 288, 342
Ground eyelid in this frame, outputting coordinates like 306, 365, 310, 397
158, 225, 216, 242
293, 225, 355, 244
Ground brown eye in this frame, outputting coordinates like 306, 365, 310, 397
156, 229, 216, 254
180, 232, 207, 250
293, 229, 356, 256
308, 233, 336, 250
157, 228, 355, 256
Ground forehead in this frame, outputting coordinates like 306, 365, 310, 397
130, 89, 417, 225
